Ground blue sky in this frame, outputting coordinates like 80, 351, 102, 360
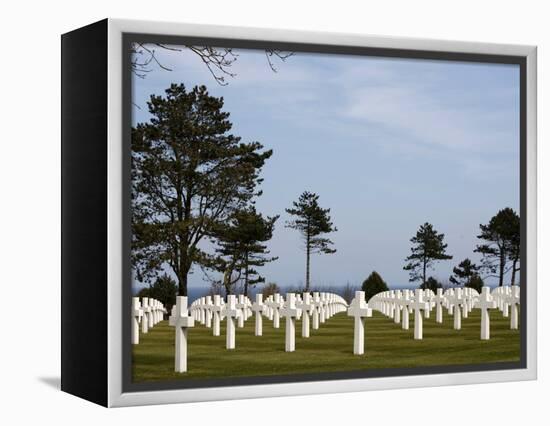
132, 45, 520, 290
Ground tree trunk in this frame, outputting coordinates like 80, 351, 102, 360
223, 268, 232, 297
177, 241, 191, 296
498, 250, 505, 287
306, 238, 311, 291
422, 257, 427, 288
244, 253, 249, 296
177, 268, 188, 296
510, 259, 518, 286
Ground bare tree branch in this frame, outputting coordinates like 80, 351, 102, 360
264, 49, 294, 72
130, 42, 294, 85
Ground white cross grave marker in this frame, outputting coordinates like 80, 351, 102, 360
312, 292, 321, 330
446, 289, 455, 315
132, 297, 143, 345
507, 286, 520, 330
296, 292, 314, 338
263, 295, 273, 320
251, 294, 265, 336
169, 296, 194, 373
447, 288, 464, 330
319, 293, 327, 324
397, 290, 411, 330
393, 290, 402, 324
461, 292, 470, 319
296, 294, 303, 320
211, 295, 222, 336
141, 297, 150, 334
268, 293, 283, 329
475, 286, 497, 339
222, 295, 240, 349
410, 289, 429, 340
432, 288, 445, 324
204, 296, 213, 328
281, 293, 298, 352
501, 286, 511, 317
347, 291, 372, 355
423, 290, 433, 319
236, 295, 247, 328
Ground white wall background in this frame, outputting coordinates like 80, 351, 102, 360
0, 0, 546, 423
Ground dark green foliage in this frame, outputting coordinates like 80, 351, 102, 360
208, 207, 279, 296
131, 84, 272, 296
466, 274, 484, 293
403, 222, 453, 287
137, 273, 177, 312
450, 258, 480, 287
420, 276, 443, 291
361, 271, 389, 302
136, 287, 150, 298
475, 207, 520, 287
285, 191, 337, 290
449, 258, 484, 292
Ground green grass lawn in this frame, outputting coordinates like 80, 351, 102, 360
132, 309, 520, 383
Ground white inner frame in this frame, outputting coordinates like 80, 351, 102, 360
107, 18, 537, 407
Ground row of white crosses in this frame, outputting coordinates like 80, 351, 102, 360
368, 285, 521, 343
164, 291, 348, 372
263, 291, 348, 352
369, 289, 433, 339
131, 297, 167, 345
152, 285, 521, 372
201, 291, 348, 351
491, 285, 521, 330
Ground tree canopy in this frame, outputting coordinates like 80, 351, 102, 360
131, 83, 272, 296
361, 271, 389, 302
136, 273, 177, 311
420, 276, 443, 292
475, 207, 520, 286
208, 207, 279, 296
449, 258, 484, 291
285, 191, 337, 290
403, 222, 452, 287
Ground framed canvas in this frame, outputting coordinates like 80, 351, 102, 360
61, 18, 537, 407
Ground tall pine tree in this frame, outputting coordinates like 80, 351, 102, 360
475, 207, 520, 287
403, 222, 452, 287
131, 84, 272, 296
209, 207, 278, 296
285, 191, 337, 291
449, 258, 484, 291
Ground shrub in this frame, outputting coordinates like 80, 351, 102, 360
361, 271, 389, 302
420, 276, 443, 292
466, 274, 484, 293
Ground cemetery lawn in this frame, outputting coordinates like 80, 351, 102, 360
132, 310, 520, 383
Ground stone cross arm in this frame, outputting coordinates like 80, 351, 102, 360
169, 296, 195, 328
251, 302, 265, 313
476, 287, 497, 310
347, 292, 373, 318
